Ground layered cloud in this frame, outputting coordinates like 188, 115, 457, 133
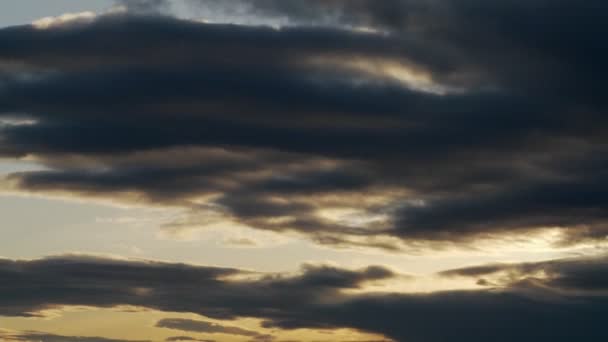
165, 337, 214, 342
1, 254, 608, 341
440, 254, 608, 291
0, 329, 149, 342
156, 318, 272, 341
1, 0, 607, 250
3, 2, 607, 341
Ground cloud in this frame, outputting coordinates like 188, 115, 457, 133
3, 2, 608, 341
0, 254, 608, 341
165, 337, 215, 342
114, 0, 172, 15
31, 12, 97, 29
0, 329, 149, 342
439, 254, 608, 291
0, 255, 396, 319
156, 318, 272, 340
0, 1, 607, 249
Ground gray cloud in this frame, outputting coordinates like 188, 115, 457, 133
3, 2, 608, 342
439, 254, 608, 292
0, 329, 149, 342
165, 337, 215, 342
0, 255, 396, 319
1, 254, 608, 341
114, 0, 172, 15
157, 318, 272, 339
0, 1, 607, 248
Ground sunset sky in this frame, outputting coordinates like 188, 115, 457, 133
1, 1, 607, 341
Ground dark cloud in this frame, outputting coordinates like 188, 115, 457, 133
439, 254, 608, 291
178, 0, 420, 29
0, 255, 396, 319
156, 318, 272, 340
0, 329, 149, 342
3, 2, 608, 341
165, 337, 215, 342
1, 255, 608, 341
190, 0, 608, 93
0, 14, 405, 71
0, 255, 241, 317
0, 1, 607, 248
392, 173, 608, 240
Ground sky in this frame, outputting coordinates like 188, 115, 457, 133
0, 0, 607, 341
